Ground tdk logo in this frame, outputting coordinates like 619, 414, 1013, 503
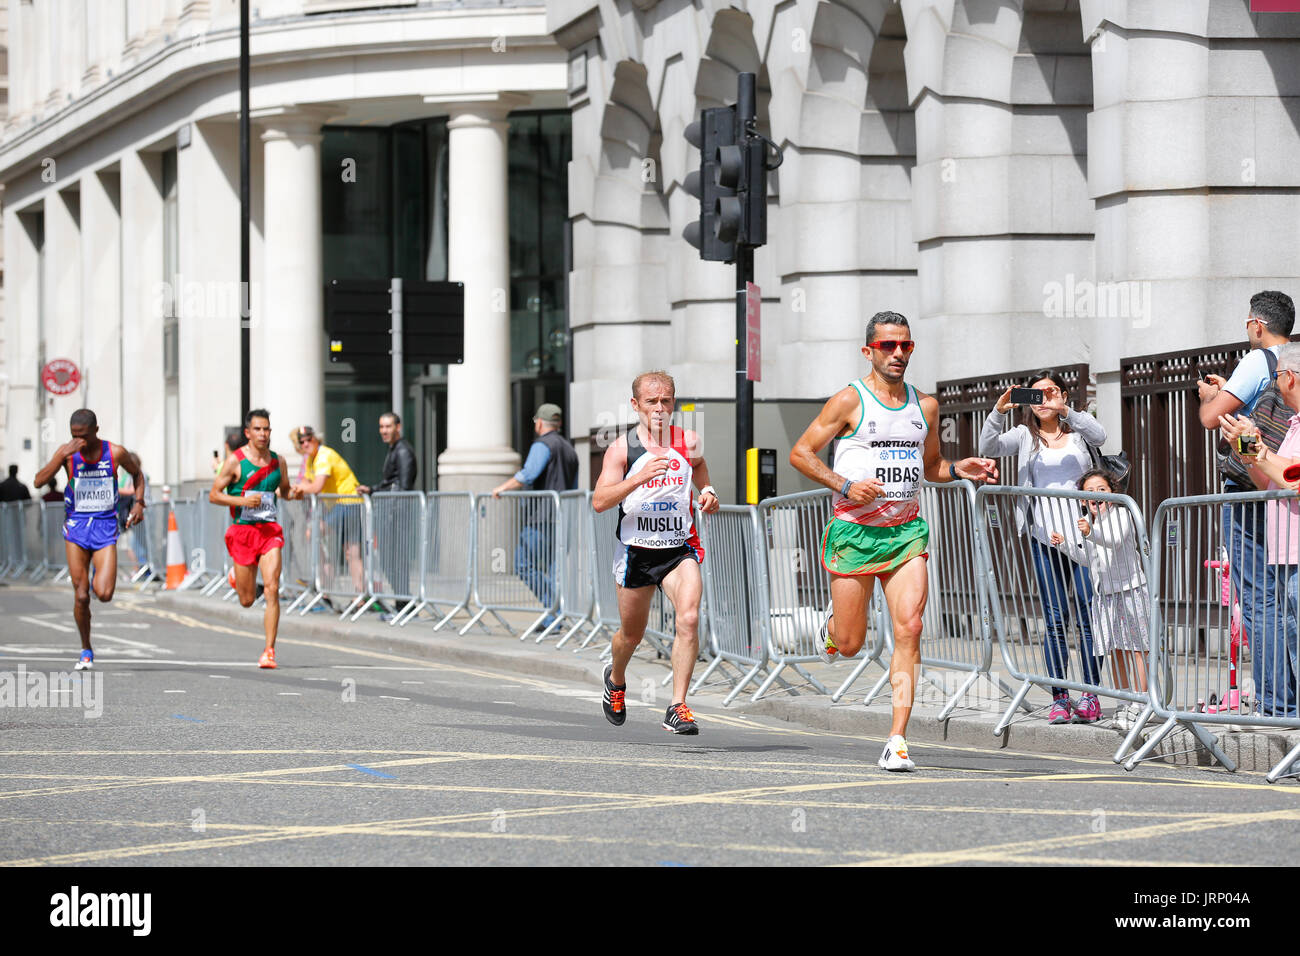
641, 501, 678, 512
50, 886, 151, 936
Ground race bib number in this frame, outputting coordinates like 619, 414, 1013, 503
241, 491, 277, 523
74, 476, 114, 513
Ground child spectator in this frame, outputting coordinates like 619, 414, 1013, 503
1051, 468, 1151, 731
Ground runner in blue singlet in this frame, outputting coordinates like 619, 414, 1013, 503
33, 409, 146, 670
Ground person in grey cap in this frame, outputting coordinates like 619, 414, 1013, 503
493, 403, 579, 627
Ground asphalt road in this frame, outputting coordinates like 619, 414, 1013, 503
2, 581, 1299, 867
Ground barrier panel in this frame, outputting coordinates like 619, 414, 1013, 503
460, 491, 561, 637
367, 492, 425, 614
550, 490, 595, 647
20, 500, 43, 580
41, 501, 69, 580
170, 498, 208, 590
751, 490, 834, 701
142, 493, 169, 587
974, 485, 1158, 753
1121, 491, 1300, 778
278, 497, 315, 611
301, 493, 373, 618
199, 503, 234, 596
0, 502, 25, 577
396, 492, 473, 629
692, 505, 768, 705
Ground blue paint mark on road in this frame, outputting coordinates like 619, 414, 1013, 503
346, 763, 396, 779
171, 714, 206, 723
658, 861, 693, 867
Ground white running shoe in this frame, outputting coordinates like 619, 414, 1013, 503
877, 734, 916, 772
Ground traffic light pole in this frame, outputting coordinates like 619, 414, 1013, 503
733, 73, 756, 504
735, 245, 754, 504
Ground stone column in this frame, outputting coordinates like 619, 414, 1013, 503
80, 168, 124, 436
431, 94, 526, 492
256, 105, 338, 458
120, 149, 166, 466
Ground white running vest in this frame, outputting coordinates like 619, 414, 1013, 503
832, 381, 927, 527
617, 426, 696, 548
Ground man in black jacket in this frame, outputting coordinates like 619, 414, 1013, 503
359, 412, 419, 606
492, 404, 579, 629
358, 413, 417, 494
0, 464, 32, 502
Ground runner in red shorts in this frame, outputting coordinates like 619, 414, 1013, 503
208, 408, 302, 668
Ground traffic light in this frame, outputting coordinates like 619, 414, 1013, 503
684, 102, 776, 260
683, 105, 738, 262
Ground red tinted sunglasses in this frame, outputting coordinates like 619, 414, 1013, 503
866, 339, 915, 354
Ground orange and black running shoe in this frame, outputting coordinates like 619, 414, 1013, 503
602, 663, 626, 726
662, 702, 699, 735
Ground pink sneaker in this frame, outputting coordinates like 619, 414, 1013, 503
1073, 693, 1101, 724
1048, 694, 1073, 724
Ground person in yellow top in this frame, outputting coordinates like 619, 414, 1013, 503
292, 425, 365, 593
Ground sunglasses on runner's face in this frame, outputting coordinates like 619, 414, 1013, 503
866, 340, 915, 354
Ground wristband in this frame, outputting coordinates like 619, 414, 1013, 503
948, 462, 959, 482
840, 478, 853, 497
701, 485, 717, 498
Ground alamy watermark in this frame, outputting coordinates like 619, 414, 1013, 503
0, 665, 103, 718
1043, 275, 1151, 329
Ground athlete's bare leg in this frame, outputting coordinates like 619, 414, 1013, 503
660, 558, 702, 704
880, 555, 928, 737
66, 543, 94, 651
66, 542, 117, 651
609, 584, 656, 687
258, 547, 283, 650
90, 544, 118, 602
233, 561, 259, 608
827, 572, 876, 657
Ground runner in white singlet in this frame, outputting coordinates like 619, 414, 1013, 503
593, 370, 720, 735
791, 312, 998, 771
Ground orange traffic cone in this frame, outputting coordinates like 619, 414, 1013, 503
165, 508, 186, 589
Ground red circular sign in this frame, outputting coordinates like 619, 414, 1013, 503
42, 359, 80, 396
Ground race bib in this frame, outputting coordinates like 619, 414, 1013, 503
241, 491, 277, 523
74, 476, 114, 513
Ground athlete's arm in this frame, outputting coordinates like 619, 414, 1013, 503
684, 430, 720, 514
208, 454, 261, 509
789, 387, 884, 503
592, 436, 671, 513
33, 438, 84, 488
919, 393, 998, 484
114, 444, 147, 529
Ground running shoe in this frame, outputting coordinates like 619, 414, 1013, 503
75, 649, 94, 671
1112, 701, 1137, 733
662, 702, 699, 735
816, 617, 839, 664
877, 734, 916, 772
1047, 693, 1073, 724
258, 647, 277, 669
1073, 692, 1101, 724
601, 663, 626, 726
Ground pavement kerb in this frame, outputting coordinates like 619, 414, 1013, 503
145, 590, 1300, 779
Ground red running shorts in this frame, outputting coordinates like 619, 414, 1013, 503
225, 521, 285, 567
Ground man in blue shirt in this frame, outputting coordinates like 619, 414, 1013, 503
1198, 290, 1297, 718
492, 404, 579, 628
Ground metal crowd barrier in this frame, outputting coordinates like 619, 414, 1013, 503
169, 497, 208, 591
550, 490, 595, 647
975, 485, 1157, 753
301, 492, 372, 618
278, 497, 316, 611
1124, 491, 1300, 778
751, 490, 833, 701
142, 492, 169, 587
199, 503, 234, 596
0, 501, 23, 577
40, 501, 69, 581
367, 492, 425, 617
395, 491, 473, 628
460, 491, 562, 638
692, 505, 769, 705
